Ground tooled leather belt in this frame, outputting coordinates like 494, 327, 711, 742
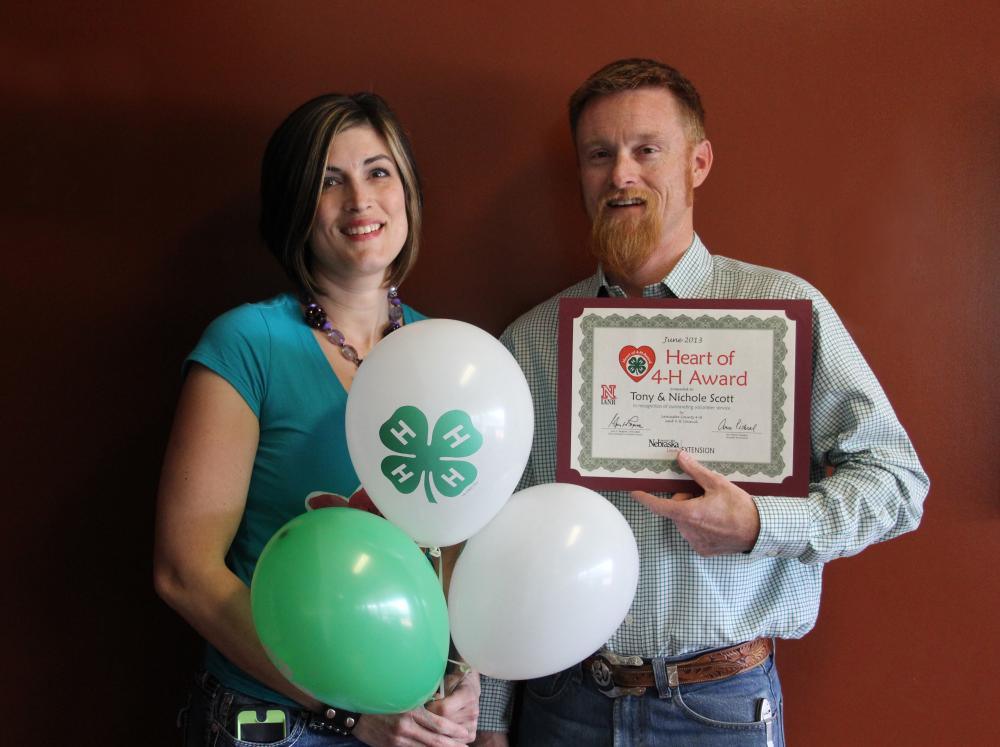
583, 638, 773, 697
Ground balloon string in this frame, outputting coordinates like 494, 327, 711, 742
426, 549, 471, 699
431, 546, 447, 700
447, 658, 469, 670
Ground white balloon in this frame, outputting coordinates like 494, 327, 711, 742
345, 319, 533, 548
448, 483, 639, 680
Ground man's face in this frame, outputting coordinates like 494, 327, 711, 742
575, 87, 710, 279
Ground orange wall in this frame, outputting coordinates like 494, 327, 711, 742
2, 2, 997, 744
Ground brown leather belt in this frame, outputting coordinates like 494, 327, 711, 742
583, 638, 773, 697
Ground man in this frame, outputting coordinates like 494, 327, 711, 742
474, 58, 928, 746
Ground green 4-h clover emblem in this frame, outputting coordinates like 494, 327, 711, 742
379, 406, 484, 504
627, 356, 647, 376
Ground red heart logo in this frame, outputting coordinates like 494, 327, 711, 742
619, 345, 656, 382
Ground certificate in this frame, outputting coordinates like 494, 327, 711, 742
557, 299, 812, 496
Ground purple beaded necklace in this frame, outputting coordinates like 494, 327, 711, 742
303, 285, 403, 366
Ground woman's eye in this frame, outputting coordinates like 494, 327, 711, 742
322, 176, 342, 189
371, 167, 391, 178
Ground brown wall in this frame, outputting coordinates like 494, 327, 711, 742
2, 2, 997, 744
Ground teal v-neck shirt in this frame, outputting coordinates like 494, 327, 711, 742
186, 292, 426, 704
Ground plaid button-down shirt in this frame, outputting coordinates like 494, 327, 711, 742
479, 234, 928, 730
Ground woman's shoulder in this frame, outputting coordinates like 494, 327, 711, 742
186, 294, 300, 402
202, 294, 298, 340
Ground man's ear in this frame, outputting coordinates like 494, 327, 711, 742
691, 139, 713, 188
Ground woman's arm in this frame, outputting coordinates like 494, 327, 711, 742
153, 364, 323, 707
154, 365, 473, 746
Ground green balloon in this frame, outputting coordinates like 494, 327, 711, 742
251, 508, 449, 713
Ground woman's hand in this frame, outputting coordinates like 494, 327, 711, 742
426, 669, 481, 738
352, 670, 480, 746
352, 704, 475, 746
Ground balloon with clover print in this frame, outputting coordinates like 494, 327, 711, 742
345, 319, 533, 547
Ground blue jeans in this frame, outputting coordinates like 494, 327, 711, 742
179, 672, 362, 747
517, 645, 784, 746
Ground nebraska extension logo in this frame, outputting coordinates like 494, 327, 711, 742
600, 384, 617, 405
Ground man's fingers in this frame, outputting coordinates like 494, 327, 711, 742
677, 449, 720, 488
631, 490, 666, 515
633, 452, 717, 519
630, 490, 694, 517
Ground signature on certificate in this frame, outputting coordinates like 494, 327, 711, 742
607, 413, 643, 431
716, 417, 759, 433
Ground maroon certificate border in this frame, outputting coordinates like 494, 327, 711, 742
556, 298, 813, 497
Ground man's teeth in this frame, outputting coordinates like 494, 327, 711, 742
608, 198, 644, 206
344, 223, 383, 235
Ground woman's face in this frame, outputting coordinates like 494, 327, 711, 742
308, 124, 408, 289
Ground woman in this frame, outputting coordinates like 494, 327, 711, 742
154, 93, 479, 747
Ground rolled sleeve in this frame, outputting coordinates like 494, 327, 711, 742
478, 675, 515, 733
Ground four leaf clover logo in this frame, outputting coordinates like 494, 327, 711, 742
379, 406, 484, 504
627, 355, 647, 376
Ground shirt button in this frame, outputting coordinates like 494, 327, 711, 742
624, 614, 634, 625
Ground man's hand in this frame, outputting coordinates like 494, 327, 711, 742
352, 705, 474, 747
631, 450, 760, 555
426, 669, 481, 739
472, 731, 509, 747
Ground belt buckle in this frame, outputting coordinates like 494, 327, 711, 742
590, 651, 647, 698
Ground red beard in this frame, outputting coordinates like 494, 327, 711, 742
590, 187, 664, 282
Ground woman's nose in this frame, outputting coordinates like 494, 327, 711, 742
343, 180, 372, 212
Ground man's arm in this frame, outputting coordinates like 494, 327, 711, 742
474, 675, 515, 744
473, 733, 509, 746
752, 292, 928, 563
633, 292, 928, 562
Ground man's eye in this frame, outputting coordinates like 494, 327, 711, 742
589, 150, 610, 161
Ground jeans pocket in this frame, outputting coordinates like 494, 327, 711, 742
671, 667, 774, 731
523, 666, 577, 702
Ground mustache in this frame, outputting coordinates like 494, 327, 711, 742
596, 187, 658, 215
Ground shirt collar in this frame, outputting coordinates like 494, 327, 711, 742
596, 233, 712, 298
